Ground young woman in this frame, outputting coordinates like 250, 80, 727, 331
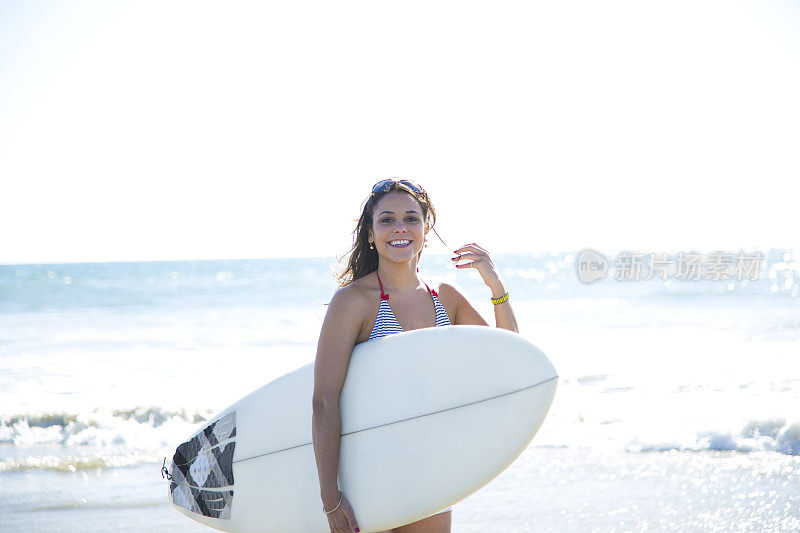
312, 178, 518, 533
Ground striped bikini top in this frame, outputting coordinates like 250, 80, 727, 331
368, 272, 451, 340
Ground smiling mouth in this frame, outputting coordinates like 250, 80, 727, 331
387, 239, 412, 247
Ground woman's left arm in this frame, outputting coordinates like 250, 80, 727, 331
445, 243, 518, 333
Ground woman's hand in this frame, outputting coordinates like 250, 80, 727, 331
451, 242, 518, 333
452, 243, 504, 295
324, 492, 360, 533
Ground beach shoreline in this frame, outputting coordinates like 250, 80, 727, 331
2, 446, 798, 532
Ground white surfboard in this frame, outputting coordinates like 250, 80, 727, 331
166, 325, 558, 533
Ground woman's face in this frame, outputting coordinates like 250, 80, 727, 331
369, 191, 427, 264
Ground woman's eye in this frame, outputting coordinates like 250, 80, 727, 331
406, 217, 419, 223
380, 218, 393, 224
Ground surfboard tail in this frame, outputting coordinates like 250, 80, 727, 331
167, 411, 238, 520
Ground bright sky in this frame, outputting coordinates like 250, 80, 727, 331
1, 1, 798, 265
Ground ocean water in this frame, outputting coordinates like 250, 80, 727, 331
1, 250, 799, 531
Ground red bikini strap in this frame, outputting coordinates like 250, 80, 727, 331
376, 272, 390, 300
424, 282, 438, 298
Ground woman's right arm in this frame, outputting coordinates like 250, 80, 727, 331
312, 287, 363, 533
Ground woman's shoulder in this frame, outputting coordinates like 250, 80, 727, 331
430, 279, 466, 300
428, 279, 468, 314
329, 273, 378, 310
320, 276, 378, 339
429, 279, 489, 327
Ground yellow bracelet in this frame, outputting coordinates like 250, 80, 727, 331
491, 292, 509, 305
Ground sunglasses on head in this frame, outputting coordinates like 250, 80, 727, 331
371, 178, 425, 196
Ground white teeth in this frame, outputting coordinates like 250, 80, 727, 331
389, 240, 410, 245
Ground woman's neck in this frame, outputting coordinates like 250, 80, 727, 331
376, 261, 421, 292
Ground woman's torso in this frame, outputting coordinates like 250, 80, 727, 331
350, 272, 453, 345
344, 272, 456, 517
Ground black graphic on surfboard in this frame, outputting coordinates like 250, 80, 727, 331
170, 411, 237, 518
172, 441, 235, 488
170, 482, 234, 519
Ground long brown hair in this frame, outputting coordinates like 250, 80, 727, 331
337, 179, 437, 287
